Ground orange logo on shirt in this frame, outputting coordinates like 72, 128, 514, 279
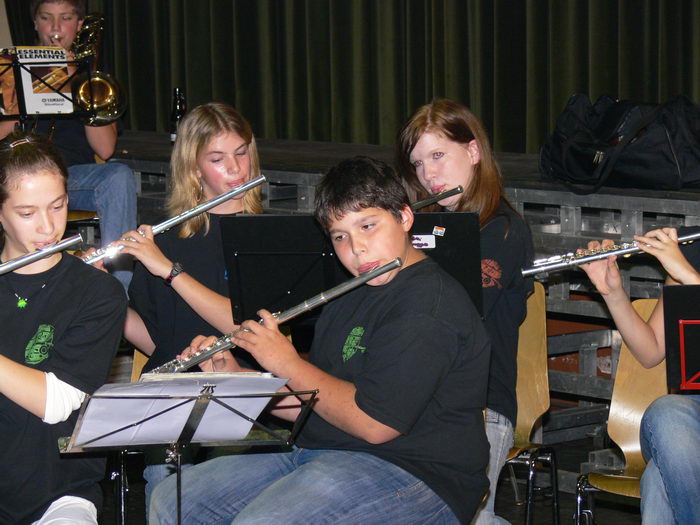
482, 259, 503, 289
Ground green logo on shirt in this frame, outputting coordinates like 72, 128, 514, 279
25, 324, 54, 365
342, 326, 366, 362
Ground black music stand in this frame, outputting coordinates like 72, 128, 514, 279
411, 211, 481, 314
663, 285, 700, 390
62, 373, 318, 525
0, 46, 96, 127
220, 212, 482, 322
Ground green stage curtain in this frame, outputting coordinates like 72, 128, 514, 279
6, 0, 700, 153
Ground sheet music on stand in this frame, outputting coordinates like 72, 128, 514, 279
63, 372, 314, 452
0, 46, 92, 123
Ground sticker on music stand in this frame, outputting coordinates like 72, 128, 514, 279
411, 234, 436, 249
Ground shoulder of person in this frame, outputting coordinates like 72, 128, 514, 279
482, 202, 531, 245
65, 254, 127, 304
394, 259, 475, 313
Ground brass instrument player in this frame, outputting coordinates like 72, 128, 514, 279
0, 0, 136, 291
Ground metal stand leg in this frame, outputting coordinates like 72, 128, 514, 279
165, 443, 184, 525
109, 450, 128, 525
508, 463, 524, 505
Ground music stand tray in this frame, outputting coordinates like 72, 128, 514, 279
663, 285, 700, 390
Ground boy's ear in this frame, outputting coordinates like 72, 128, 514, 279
399, 205, 414, 232
467, 139, 480, 165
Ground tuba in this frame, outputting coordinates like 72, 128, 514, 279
70, 14, 126, 126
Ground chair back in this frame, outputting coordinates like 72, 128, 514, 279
513, 281, 549, 446
130, 349, 149, 382
607, 298, 667, 476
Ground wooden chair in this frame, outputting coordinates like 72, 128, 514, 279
504, 281, 560, 525
574, 298, 668, 524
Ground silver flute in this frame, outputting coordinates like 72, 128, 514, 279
146, 257, 403, 375
521, 230, 700, 277
411, 186, 464, 211
82, 176, 266, 265
0, 234, 83, 276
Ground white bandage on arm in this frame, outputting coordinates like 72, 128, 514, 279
42, 372, 87, 424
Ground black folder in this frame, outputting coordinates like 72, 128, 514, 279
220, 212, 482, 326
663, 284, 700, 390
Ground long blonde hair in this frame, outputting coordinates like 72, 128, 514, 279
397, 98, 504, 226
168, 102, 263, 238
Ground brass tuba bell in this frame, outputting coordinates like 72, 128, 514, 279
70, 14, 126, 126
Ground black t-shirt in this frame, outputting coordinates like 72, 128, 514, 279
129, 214, 234, 372
296, 258, 491, 524
35, 118, 95, 166
480, 201, 534, 426
0, 254, 127, 524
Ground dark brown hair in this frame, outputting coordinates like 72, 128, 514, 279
0, 132, 68, 207
315, 156, 409, 232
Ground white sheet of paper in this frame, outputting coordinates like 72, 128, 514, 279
72, 373, 288, 448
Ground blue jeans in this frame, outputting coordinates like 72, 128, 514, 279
640, 394, 700, 525
68, 162, 137, 290
149, 448, 459, 525
143, 463, 193, 524
473, 408, 513, 525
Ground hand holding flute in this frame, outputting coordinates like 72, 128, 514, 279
178, 309, 297, 375
82, 175, 265, 266
580, 228, 700, 296
110, 224, 174, 279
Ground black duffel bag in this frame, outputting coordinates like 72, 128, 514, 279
540, 94, 700, 194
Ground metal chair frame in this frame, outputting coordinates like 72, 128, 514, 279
503, 282, 560, 525
573, 298, 667, 525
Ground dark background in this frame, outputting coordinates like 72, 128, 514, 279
7, 0, 699, 152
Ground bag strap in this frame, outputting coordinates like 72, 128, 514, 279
560, 103, 666, 195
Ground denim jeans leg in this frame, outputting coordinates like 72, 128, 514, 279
149, 450, 299, 525
143, 462, 193, 524
640, 459, 674, 525
68, 162, 137, 290
473, 408, 513, 525
232, 448, 460, 525
150, 448, 460, 525
640, 394, 700, 525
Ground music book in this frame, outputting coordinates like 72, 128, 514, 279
14, 46, 73, 115
663, 285, 700, 390
64, 372, 288, 452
